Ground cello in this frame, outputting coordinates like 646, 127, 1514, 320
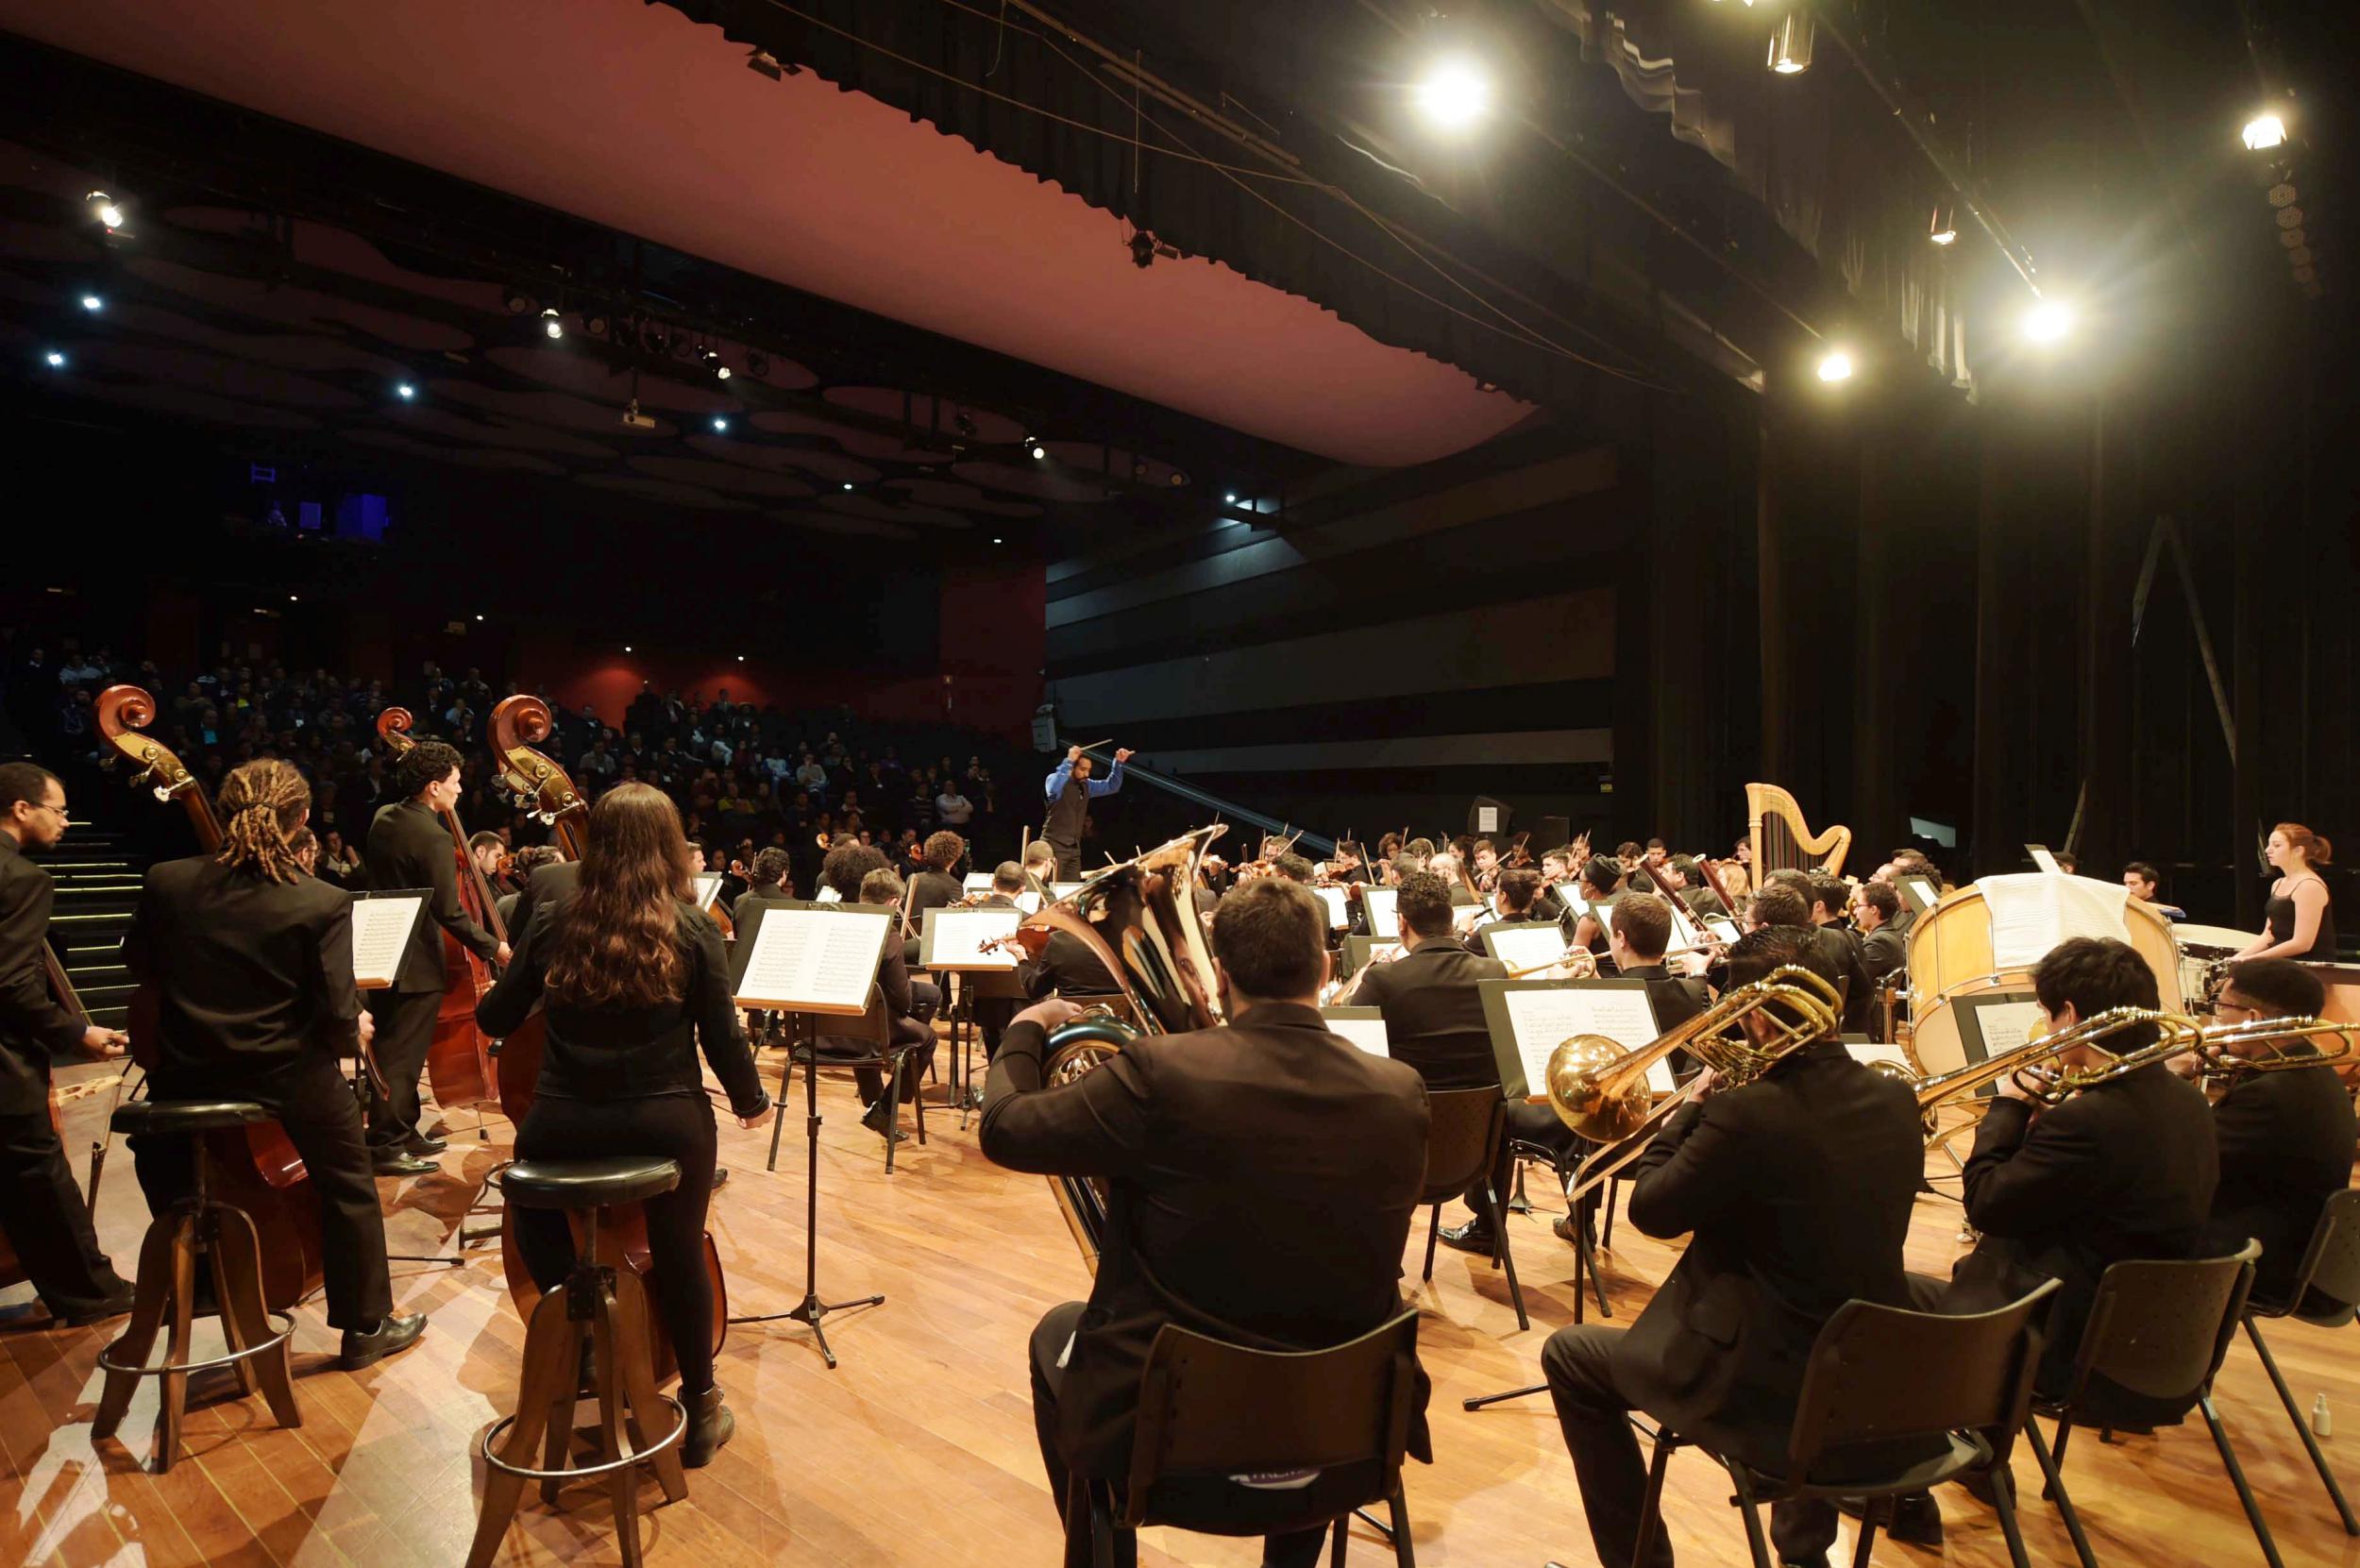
486, 694, 726, 1380
372, 708, 502, 1121
93, 684, 329, 1312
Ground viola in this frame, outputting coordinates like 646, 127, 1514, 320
487, 695, 725, 1381
94, 684, 326, 1312
374, 707, 502, 1116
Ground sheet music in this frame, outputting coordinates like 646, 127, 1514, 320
1981, 873, 2130, 969
1314, 885, 1350, 930
349, 894, 425, 990
733, 906, 889, 1012
1899, 876, 1938, 915
1972, 1000, 2046, 1061
1707, 917, 1742, 945
963, 871, 997, 894
693, 872, 723, 912
1051, 882, 1083, 901
1487, 923, 1569, 973
1363, 886, 1399, 938
924, 906, 1022, 969
1844, 1040, 1913, 1073
2026, 844, 2063, 874
815, 885, 843, 903
1320, 1010, 1391, 1057
1501, 986, 1669, 1098
1560, 888, 1590, 919
1017, 890, 1043, 915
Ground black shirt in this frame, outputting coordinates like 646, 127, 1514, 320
365, 798, 497, 992
1, 835, 89, 1115
1351, 940, 1508, 1090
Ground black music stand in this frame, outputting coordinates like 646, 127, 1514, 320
723, 901, 895, 1370
347, 892, 471, 1276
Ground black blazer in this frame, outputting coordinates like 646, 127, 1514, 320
365, 799, 497, 992
476, 896, 767, 1116
1611, 1039, 1926, 1469
1956, 1063, 2217, 1391
2208, 1056, 2357, 1307
732, 881, 797, 931
1616, 962, 1712, 1035
510, 857, 581, 944
1350, 940, 1506, 1090
1018, 928, 1123, 1002
981, 1001, 1432, 1478
1858, 924, 1907, 986
1809, 922, 1878, 1037
123, 853, 364, 1082
0, 837, 88, 1116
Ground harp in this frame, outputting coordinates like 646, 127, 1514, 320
1745, 782, 1853, 877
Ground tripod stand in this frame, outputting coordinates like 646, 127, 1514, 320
727, 1010, 882, 1369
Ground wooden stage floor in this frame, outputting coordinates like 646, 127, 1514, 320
7, 1048, 2359, 1568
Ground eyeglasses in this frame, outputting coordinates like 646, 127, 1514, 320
36, 801, 70, 818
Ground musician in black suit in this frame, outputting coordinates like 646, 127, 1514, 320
509, 853, 579, 944
0, 762, 134, 1324
125, 761, 425, 1367
982, 877, 1432, 1568
1349, 870, 1506, 1092
2203, 958, 2356, 1308
362, 740, 506, 1174
902, 830, 968, 968
970, 861, 1027, 1064
1804, 874, 1877, 1037
1464, 867, 1546, 955
1018, 928, 1124, 1003
813, 844, 937, 1142
732, 848, 797, 1045
1851, 881, 1906, 986
1951, 936, 2217, 1396
1540, 927, 1925, 1568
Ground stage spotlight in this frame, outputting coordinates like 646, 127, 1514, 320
1768, 15, 1814, 74
474, 614, 484, 622
1928, 203, 1957, 245
2022, 300, 2072, 345
1029, 441, 1048, 460
716, 365, 732, 379
1223, 491, 1238, 504
747, 48, 783, 80
1817, 350, 1854, 383
43, 351, 65, 368
396, 381, 416, 399
712, 416, 730, 433
1412, 57, 1492, 130
85, 191, 125, 229
842, 481, 854, 491
624, 645, 632, 652
736, 654, 746, 663
541, 308, 564, 340
992, 536, 1003, 545
80, 294, 103, 312
2242, 113, 2287, 151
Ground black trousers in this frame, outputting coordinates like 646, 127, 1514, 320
974, 995, 1018, 1062
1046, 839, 1082, 883
853, 979, 940, 1107
514, 1092, 719, 1395
362, 987, 442, 1153
0, 1103, 129, 1314
131, 1057, 393, 1332
1030, 1302, 1329, 1568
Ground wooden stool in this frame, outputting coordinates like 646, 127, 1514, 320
92, 1100, 301, 1474
467, 1156, 690, 1568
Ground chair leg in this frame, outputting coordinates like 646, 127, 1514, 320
1088, 1480, 1120, 1568
1329, 1510, 1350, 1568
611, 1269, 687, 1505
93, 1215, 177, 1440
1422, 1204, 1440, 1284
2200, 1393, 2287, 1568
2243, 1316, 2360, 1533
591, 1306, 645, 1568
1989, 1462, 2036, 1568
1388, 1487, 1414, 1568
1629, 1431, 1675, 1568
466, 1288, 575, 1568
212, 1205, 298, 1428
2022, 1418, 2101, 1568
154, 1212, 198, 1473
541, 1320, 581, 1509
1728, 1471, 1776, 1568
883, 1067, 902, 1176
911, 1053, 929, 1147
1485, 1185, 1528, 1332
1849, 1497, 1881, 1568
202, 1216, 259, 1399
1600, 1176, 1618, 1252
2047, 1415, 2075, 1493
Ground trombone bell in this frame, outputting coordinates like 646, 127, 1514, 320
1545, 1034, 1656, 1144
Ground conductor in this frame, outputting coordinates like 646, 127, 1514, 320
1040, 745, 1132, 883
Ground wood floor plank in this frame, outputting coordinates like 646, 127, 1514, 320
8, 1061, 2360, 1566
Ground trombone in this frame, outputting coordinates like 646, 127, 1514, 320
1896, 1005, 2205, 1147
1544, 965, 1841, 1204
2194, 1015, 2353, 1089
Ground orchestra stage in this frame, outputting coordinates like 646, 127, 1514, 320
5, 1051, 2354, 1568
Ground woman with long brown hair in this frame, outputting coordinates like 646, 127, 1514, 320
477, 783, 769, 1465
2236, 821, 2337, 963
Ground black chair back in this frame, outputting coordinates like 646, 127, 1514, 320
1417, 1087, 1503, 1205
2284, 1189, 2360, 1314
1122, 1310, 1422, 1532
1781, 1280, 2060, 1481
2064, 1241, 2260, 1410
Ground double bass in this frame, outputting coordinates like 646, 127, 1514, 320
486, 695, 725, 1379
372, 708, 502, 1119
93, 685, 328, 1311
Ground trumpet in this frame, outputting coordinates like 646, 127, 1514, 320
1504, 948, 1600, 980
2194, 1015, 2353, 1089
1548, 965, 1841, 1202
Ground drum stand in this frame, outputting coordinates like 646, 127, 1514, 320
727, 1010, 881, 1369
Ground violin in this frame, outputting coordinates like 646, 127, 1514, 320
487, 695, 726, 1382
375, 707, 503, 1117
95, 684, 329, 1313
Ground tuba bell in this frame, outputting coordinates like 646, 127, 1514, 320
1023, 825, 1227, 1273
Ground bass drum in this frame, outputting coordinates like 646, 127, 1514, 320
1907, 885, 2184, 1076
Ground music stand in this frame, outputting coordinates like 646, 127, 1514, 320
724, 900, 895, 1369
920, 905, 1025, 1127
347, 891, 473, 1274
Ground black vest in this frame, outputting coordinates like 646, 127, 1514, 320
1044, 774, 1089, 843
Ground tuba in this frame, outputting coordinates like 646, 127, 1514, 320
1550, 965, 1841, 1204
1026, 826, 1227, 1273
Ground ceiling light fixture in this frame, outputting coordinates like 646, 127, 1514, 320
85, 191, 126, 229
2242, 113, 2287, 152
1412, 57, 1493, 130
396, 381, 415, 399
43, 351, 65, 368
542, 308, 564, 340
79, 294, 104, 312
712, 416, 730, 433
1029, 441, 1048, 461
1767, 14, 1814, 74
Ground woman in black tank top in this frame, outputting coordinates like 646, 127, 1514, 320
2236, 821, 2337, 962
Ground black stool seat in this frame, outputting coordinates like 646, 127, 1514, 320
112, 1100, 271, 1137
499, 1157, 681, 1209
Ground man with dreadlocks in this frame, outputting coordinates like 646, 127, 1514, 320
126, 759, 426, 1368
363, 739, 507, 1175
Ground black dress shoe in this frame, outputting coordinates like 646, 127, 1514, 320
1436, 1220, 1496, 1256
371, 1150, 437, 1176
56, 1286, 138, 1327
1553, 1212, 1583, 1243
340, 1311, 428, 1370
404, 1133, 448, 1156
860, 1100, 907, 1143
712, 1166, 731, 1190
1836, 1491, 1943, 1545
